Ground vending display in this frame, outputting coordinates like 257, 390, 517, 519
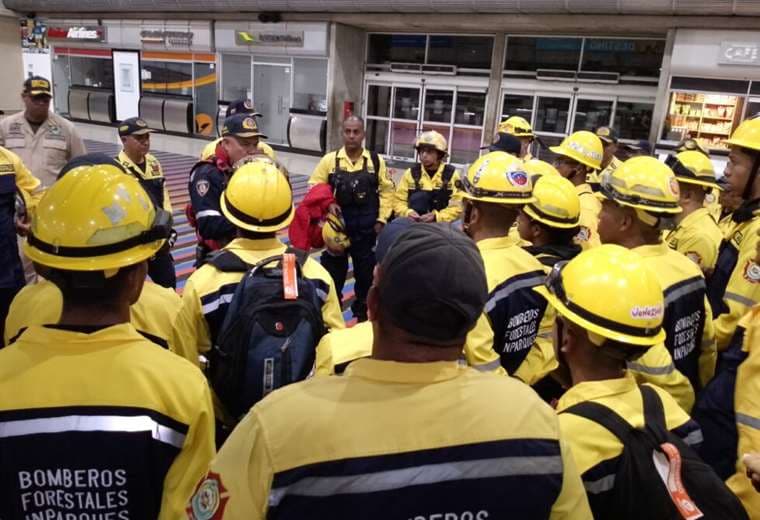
664, 92, 743, 150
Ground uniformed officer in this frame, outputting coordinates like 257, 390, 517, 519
309, 116, 394, 321
460, 152, 557, 384
718, 177, 743, 236
0, 164, 214, 519
200, 99, 276, 162
0, 76, 86, 189
550, 131, 604, 249
536, 245, 703, 517
0, 146, 41, 341
393, 130, 461, 222
116, 117, 176, 288
663, 150, 723, 275
595, 126, 622, 178
188, 113, 269, 265
188, 223, 592, 520
518, 174, 583, 270
597, 156, 716, 410
172, 160, 344, 433
497, 115, 535, 159
706, 117, 760, 351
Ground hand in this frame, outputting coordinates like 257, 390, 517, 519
744, 454, 760, 492
419, 212, 436, 223
15, 215, 31, 237
374, 222, 385, 235
328, 203, 341, 216
407, 210, 420, 221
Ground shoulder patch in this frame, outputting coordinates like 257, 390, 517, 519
743, 260, 760, 284
574, 226, 591, 243
187, 471, 229, 520
685, 251, 703, 267
196, 179, 210, 197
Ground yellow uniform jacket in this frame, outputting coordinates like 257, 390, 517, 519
664, 207, 723, 273
117, 150, 173, 213
574, 183, 601, 250
393, 162, 462, 222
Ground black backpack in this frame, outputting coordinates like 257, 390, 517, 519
206, 248, 326, 421
562, 385, 748, 520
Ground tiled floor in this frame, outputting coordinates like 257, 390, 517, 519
81, 133, 358, 325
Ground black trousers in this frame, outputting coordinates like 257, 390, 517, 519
0, 286, 21, 345
148, 250, 177, 289
320, 230, 376, 322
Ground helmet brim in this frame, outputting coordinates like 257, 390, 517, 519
23, 239, 165, 272
221, 196, 295, 233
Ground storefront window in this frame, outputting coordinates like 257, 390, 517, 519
535, 96, 570, 134
390, 120, 418, 158
193, 62, 217, 136
366, 119, 389, 154
222, 54, 251, 101
70, 56, 113, 89
393, 87, 421, 121
615, 101, 654, 141
572, 98, 613, 132
455, 92, 486, 127
501, 94, 534, 123
423, 90, 454, 123
293, 58, 327, 112
581, 38, 665, 78
662, 91, 744, 150
142, 61, 193, 96
427, 36, 493, 69
505, 37, 582, 72
450, 127, 482, 164
368, 34, 426, 65
367, 85, 391, 118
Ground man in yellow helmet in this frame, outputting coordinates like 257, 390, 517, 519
718, 177, 743, 236
1, 164, 215, 518
172, 160, 344, 441
550, 131, 604, 249
536, 245, 707, 518
497, 115, 535, 159
4, 154, 182, 351
518, 174, 582, 270
393, 130, 461, 223
663, 150, 724, 275
595, 126, 622, 178
199, 99, 276, 162
460, 151, 557, 384
189, 223, 591, 519
706, 117, 760, 351
596, 156, 716, 411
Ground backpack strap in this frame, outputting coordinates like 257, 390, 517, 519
640, 385, 668, 434
561, 400, 636, 442
441, 164, 456, 185
369, 151, 381, 178
285, 246, 310, 267
410, 164, 423, 191
208, 250, 251, 273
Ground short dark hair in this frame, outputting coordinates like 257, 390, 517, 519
48, 265, 140, 307
536, 221, 580, 246
237, 228, 277, 240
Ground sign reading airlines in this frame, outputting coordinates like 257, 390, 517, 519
235, 30, 304, 47
719, 41, 760, 66
47, 25, 106, 42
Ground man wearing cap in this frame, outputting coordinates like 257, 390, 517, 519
595, 126, 622, 178
116, 117, 176, 288
200, 99, 276, 162
664, 150, 724, 275
188, 223, 591, 519
188, 113, 271, 265
0, 164, 214, 519
309, 116, 395, 321
0, 76, 86, 189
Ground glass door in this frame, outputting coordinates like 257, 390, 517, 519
389, 85, 421, 159
253, 63, 291, 145
571, 96, 614, 133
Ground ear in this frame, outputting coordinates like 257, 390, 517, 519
124, 261, 148, 306
619, 207, 637, 233
560, 319, 581, 355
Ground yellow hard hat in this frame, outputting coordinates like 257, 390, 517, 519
550, 131, 603, 170
523, 175, 580, 229
535, 244, 666, 347
498, 116, 534, 138
220, 160, 294, 233
675, 138, 709, 157
597, 156, 682, 215
725, 118, 760, 153
460, 151, 535, 205
666, 150, 720, 190
24, 164, 170, 271
522, 159, 560, 181
322, 212, 351, 255
415, 130, 448, 155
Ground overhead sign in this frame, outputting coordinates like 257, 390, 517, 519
719, 41, 760, 66
47, 25, 106, 42
236, 30, 304, 47
140, 30, 194, 47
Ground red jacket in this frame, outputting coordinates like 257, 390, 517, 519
288, 183, 335, 251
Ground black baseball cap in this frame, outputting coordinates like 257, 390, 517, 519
57, 153, 126, 180
23, 76, 52, 97
226, 98, 263, 118
221, 113, 268, 139
375, 217, 415, 263
483, 132, 522, 155
377, 223, 488, 346
595, 126, 618, 144
118, 117, 154, 137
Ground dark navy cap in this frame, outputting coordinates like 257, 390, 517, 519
118, 117, 154, 137
23, 76, 52, 97
221, 113, 268, 139
596, 126, 619, 144
226, 98, 263, 118
375, 217, 415, 263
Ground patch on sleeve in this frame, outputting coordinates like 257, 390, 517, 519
187, 471, 229, 520
196, 179, 210, 197
743, 260, 760, 284
685, 251, 703, 267
574, 226, 591, 243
